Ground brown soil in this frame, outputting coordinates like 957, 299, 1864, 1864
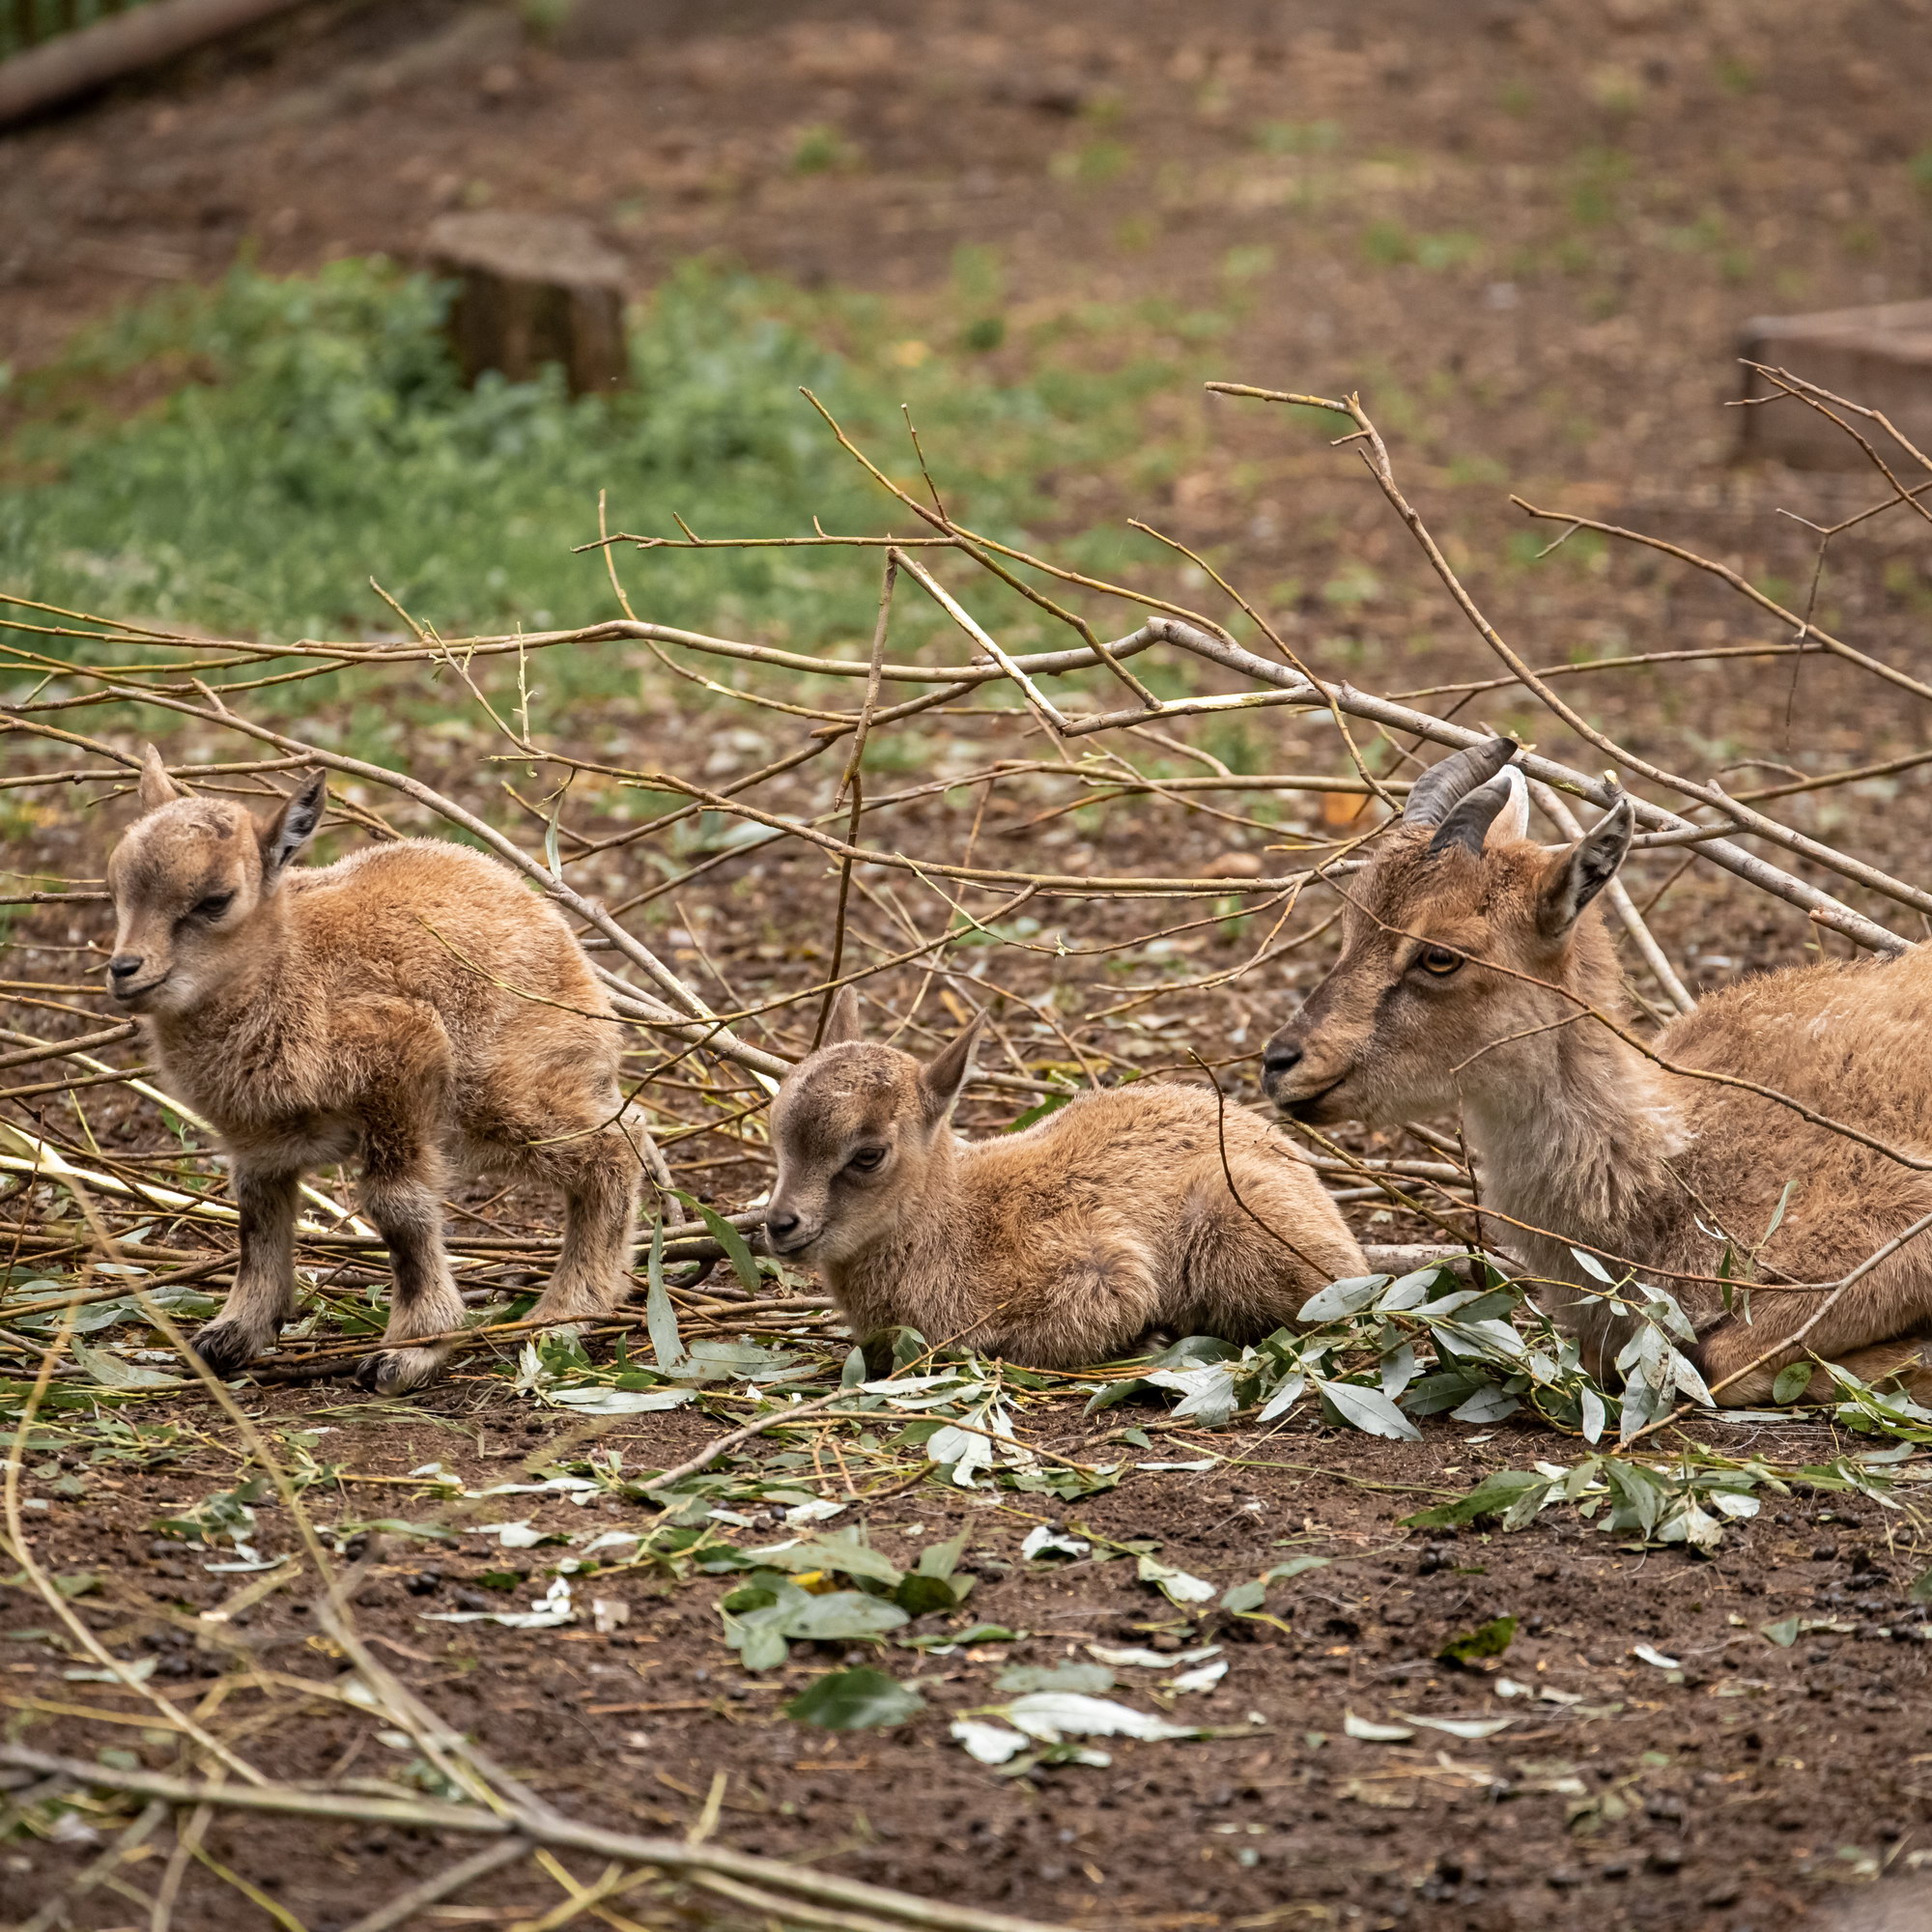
6, 1387, 1932, 1932
5, 713, 1932, 1932
8, 3, 1932, 1930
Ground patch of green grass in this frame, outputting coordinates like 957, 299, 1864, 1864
1221, 244, 1276, 283
0, 257, 1181, 712
1252, 119, 1342, 156
1359, 223, 1481, 271
1567, 147, 1632, 229
1361, 219, 1412, 268
1321, 562, 1383, 608
790, 126, 860, 175
1, 0, 145, 59
1051, 140, 1133, 186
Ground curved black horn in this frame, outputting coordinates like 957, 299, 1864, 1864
1403, 736, 1518, 828
1428, 770, 1517, 858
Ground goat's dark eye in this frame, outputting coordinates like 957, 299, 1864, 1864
192, 893, 234, 922
845, 1146, 887, 1174
1418, 945, 1463, 977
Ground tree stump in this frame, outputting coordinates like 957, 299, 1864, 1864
426, 212, 630, 398
1736, 298, 1932, 469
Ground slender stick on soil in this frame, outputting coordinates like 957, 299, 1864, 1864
150, 1803, 210, 1932
636, 1390, 861, 1492
0, 1746, 1075, 1932
15, 1798, 168, 1932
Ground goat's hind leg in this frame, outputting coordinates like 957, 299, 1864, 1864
194, 1163, 300, 1375
534, 1122, 639, 1328
1694, 1255, 1932, 1407
355, 1143, 466, 1396
1177, 1152, 1360, 1343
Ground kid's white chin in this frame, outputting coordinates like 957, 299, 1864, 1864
133, 977, 197, 1018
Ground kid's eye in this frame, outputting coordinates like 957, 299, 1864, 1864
192, 893, 234, 921
1418, 945, 1463, 977
846, 1146, 887, 1173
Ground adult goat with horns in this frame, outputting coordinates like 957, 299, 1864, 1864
1263, 736, 1932, 1405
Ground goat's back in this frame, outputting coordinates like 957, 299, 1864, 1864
1659, 941, 1932, 1141
1650, 941, 1932, 1284
288, 838, 615, 1069
959, 1080, 1340, 1243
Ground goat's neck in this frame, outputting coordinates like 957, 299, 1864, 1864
150, 904, 314, 1102
1460, 998, 1687, 1264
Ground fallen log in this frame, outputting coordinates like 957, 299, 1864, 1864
0, 0, 307, 127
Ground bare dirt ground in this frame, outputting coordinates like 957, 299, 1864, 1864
6, 715, 1932, 1932
8, 3, 1932, 1930
11, 1389, 1932, 1932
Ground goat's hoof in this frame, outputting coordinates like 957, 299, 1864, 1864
353, 1347, 444, 1396
192, 1321, 262, 1378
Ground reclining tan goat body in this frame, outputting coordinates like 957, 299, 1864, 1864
763, 989, 1366, 1368
1264, 736, 1932, 1404
105, 749, 639, 1391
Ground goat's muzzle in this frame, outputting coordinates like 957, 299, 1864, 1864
762, 1206, 818, 1257
107, 952, 170, 1007
1261, 1028, 1350, 1122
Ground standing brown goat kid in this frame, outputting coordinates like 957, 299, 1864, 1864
105, 749, 639, 1391
1263, 736, 1932, 1405
763, 989, 1366, 1368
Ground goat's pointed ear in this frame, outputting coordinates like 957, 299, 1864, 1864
136, 745, 181, 812
1538, 796, 1634, 938
258, 772, 327, 879
819, 984, 863, 1048
918, 1017, 981, 1127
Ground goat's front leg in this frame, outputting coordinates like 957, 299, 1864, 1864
355, 1137, 465, 1396
974, 1236, 1161, 1371
193, 1163, 300, 1375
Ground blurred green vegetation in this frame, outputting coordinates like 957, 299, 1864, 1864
0, 257, 1193, 710
1, 0, 161, 60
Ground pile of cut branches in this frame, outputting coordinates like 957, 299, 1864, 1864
3, 363, 1931, 1924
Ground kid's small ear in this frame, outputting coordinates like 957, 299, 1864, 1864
1538, 795, 1634, 938
137, 745, 181, 812
918, 1016, 982, 1127
258, 772, 327, 879
818, 984, 864, 1048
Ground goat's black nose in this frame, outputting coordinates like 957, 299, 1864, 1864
1262, 1040, 1303, 1082
108, 953, 145, 981
766, 1208, 800, 1239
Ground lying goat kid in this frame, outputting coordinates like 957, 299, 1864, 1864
106, 750, 639, 1391
764, 990, 1366, 1368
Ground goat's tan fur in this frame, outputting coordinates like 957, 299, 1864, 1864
764, 990, 1365, 1369
105, 748, 639, 1391
1264, 738, 1932, 1404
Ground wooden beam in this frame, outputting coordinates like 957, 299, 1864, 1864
0, 0, 308, 125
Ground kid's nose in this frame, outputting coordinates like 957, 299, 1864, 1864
765, 1208, 801, 1240
108, 953, 146, 983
